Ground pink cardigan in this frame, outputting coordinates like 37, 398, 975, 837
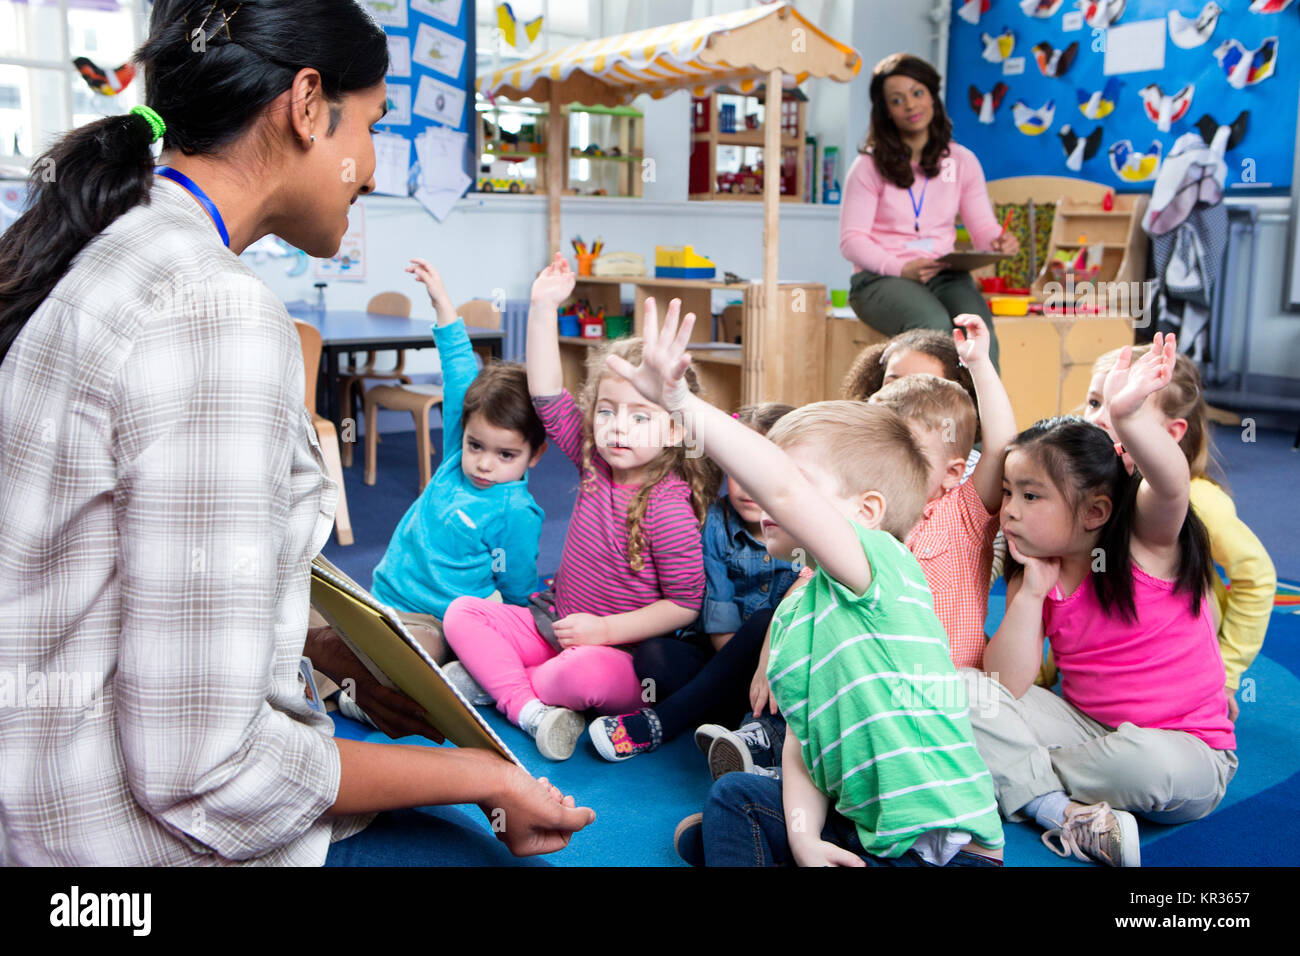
838, 143, 1002, 278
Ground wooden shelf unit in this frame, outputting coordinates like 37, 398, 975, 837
688, 86, 807, 203
561, 275, 827, 413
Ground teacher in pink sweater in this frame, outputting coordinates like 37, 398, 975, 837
840, 53, 1017, 370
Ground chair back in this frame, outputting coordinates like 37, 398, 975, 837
366, 291, 413, 317
456, 299, 502, 330
294, 320, 322, 415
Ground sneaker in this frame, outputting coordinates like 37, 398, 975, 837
673, 812, 704, 867
521, 704, 586, 761
705, 721, 775, 781
693, 723, 729, 756
442, 661, 494, 706
1042, 801, 1141, 867
589, 709, 663, 762
336, 690, 376, 728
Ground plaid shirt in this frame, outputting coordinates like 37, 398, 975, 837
905, 478, 999, 670
0, 178, 362, 865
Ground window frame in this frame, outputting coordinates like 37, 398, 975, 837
0, 0, 148, 169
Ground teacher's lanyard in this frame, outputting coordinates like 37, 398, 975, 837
155, 166, 230, 248
907, 176, 928, 233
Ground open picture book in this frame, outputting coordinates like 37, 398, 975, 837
309, 554, 523, 767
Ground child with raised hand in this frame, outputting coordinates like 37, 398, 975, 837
587, 403, 803, 764
968, 334, 1236, 868
441, 255, 716, 761
1083, 347, 1275, 721
614, 299, 1004, 867
869, 313, 1016, 669
369, 259, 547, 666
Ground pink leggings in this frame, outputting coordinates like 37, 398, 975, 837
443, 596, 644, 724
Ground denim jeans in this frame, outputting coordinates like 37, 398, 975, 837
695, 772, 1001, 867
324, 807, 551, 867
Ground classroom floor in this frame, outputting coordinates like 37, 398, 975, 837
323, 423, 1300, 866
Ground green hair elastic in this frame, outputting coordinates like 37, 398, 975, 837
129, 105, 167, 143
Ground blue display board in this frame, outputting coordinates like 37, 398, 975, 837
362, 0, 476, 193
947, 0, 1299, 192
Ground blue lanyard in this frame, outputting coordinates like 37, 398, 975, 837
907, 175, 928, 233
155, 166, 230, 248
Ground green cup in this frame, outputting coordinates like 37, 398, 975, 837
831, 289, 849, 308
605, 314, 633, 339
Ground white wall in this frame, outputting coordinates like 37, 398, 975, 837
245, 0, 1299, 406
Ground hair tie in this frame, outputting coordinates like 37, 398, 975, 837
130, 105, 166, 144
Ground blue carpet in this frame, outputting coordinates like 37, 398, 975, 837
323, 426, 1300, 866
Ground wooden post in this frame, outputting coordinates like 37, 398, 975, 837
751, 68, 783, 403
547, 88, 564, 258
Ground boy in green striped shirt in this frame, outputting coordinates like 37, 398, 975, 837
607, 298, 1004, 866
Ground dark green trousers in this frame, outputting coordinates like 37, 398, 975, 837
848, 267, 1000, 371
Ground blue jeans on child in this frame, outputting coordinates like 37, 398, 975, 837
691, 772, 1001, 867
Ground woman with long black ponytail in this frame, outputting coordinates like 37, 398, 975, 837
0, 0, 592, 866
962, 335, 1234, 868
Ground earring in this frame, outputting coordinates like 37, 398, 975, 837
309, 135, 316, 144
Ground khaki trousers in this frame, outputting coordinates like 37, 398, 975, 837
961, 669, 1236, 825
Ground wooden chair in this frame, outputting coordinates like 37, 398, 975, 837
363, 300, 502, 492
338, 291, 415, 467
294, 320, 354, 546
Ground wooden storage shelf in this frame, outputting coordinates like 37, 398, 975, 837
559, 275, 825, 412
693, 131, 802, 148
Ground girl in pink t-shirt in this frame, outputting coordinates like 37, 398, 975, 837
968, 334, 1235, 867
442, 256, 717, 761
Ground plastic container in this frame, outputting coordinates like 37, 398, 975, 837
830, 289, 849, 308
989, 296, 1030, 316
605, 314, 632, 338
558, 314, 581, 337
576, 253, 596, 276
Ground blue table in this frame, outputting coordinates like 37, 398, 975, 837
288, 306, 505, 430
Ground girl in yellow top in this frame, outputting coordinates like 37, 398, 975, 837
1084, 347, 1276, 719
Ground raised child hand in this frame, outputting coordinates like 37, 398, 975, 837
605, 296, 695, 412
952, 313, 992, 367
407, 257, 455, 319
1104, 332, 1176, 422
530, 252, 577, 311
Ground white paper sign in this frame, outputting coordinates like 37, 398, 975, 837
412, 0, 462, 26
386, 35, 411, 78
413, 125, 471, 221
414, 74, 466, 127
1002, 57, 1026, 76
1104, 19, 1166, 76
372, 132, 412, 197
362, 0, 408, 29
413, 22, 467, 79
383, 84, 412, 126
1062, 11, 1084, 31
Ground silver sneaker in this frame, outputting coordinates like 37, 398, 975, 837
442, 661, 494, 706
522, 705, 586, 761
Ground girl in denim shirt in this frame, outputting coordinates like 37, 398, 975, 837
590, 404, 803, 762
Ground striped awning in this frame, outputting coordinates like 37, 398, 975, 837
479, 2, 861, 106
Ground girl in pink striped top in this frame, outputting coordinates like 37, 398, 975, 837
443, 255, 718, 760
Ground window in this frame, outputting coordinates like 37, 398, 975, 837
0, 0, 147, 169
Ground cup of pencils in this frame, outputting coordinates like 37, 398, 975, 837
572, 236, 602, 276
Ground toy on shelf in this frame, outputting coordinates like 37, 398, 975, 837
1047, 242, 1104, 284
571, 236, 603, 275
593, 251, 647, 277
655, 245, 717, 280
689, 85, 808, 202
